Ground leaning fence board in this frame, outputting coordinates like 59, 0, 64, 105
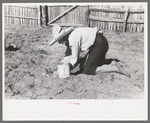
47, 5, 78, 25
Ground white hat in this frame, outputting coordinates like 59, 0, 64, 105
49, 24, 74, 46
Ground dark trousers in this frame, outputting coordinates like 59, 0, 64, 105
65, 33, 109, 75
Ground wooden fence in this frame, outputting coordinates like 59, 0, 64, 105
4, 4, 145, 32
47, 5, 86, 27
4, 5, 40, 26
88, 7, 144, 32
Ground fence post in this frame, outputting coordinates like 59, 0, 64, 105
38, 5, 41, 27
123, 7, 130, 32
84, 5, 90, 27
41, 5, 47, 27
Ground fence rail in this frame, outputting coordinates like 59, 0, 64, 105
4, 15, 39, 20
89, 7, 144, 13
5, 5, 38, 9
89, 15, 124, 22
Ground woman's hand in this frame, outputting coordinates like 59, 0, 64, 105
62, 56, 70, 64
53, 70, 58, 77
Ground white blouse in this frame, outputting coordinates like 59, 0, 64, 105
67, 27, 98, 68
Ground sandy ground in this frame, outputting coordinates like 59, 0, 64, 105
4, 24, 145, 99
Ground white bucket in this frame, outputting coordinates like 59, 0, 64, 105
58, 63, 70, 78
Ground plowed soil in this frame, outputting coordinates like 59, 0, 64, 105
4, 24, 145, 99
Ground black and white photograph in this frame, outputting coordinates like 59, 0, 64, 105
2, 2, 148, 120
